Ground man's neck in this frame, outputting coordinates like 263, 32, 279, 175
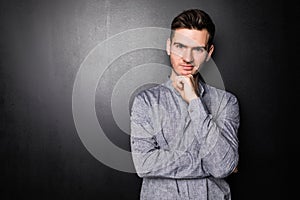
170, 70, 179, 81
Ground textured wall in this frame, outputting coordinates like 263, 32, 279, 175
0, 0, 288, 199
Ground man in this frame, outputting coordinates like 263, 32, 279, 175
130, 9, 240, 200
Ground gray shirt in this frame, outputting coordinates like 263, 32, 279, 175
130, 78, 240, 200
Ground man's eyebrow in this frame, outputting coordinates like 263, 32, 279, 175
173, 42, 187, 47
173, 42, 206, 49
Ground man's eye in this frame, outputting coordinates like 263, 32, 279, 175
175, 44, 184, 48
194, 47, 205, 52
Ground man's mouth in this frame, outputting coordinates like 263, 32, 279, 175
181, 65, 194, 70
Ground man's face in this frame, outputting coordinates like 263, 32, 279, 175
166, 28, 214, 76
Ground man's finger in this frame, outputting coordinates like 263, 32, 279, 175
175, 76, 185, 89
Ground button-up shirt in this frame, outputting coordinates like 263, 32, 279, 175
130, 78, 240, 200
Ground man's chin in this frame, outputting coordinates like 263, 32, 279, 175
180, 71, 193, 76
172, 69, 194, 76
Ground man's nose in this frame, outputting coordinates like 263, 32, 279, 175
182, 49, 193, 63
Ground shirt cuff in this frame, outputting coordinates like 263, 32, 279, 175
188, 98, 208, 121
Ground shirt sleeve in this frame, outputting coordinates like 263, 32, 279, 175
188, 93, 240, 178
130, 93, 209, 179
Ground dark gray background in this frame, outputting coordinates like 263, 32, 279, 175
0, 0, 289, 199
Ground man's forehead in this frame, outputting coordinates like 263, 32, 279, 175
172, 28, 209, 46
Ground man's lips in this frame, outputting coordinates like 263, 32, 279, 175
181, 65, 194, 70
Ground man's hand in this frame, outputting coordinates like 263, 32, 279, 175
233, 166, 238, 173
172, 75, 198, 103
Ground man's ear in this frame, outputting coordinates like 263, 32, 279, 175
206, 44, 214, 61
166, 38, 171, 55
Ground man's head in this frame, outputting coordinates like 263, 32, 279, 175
166, 9, 215, 76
